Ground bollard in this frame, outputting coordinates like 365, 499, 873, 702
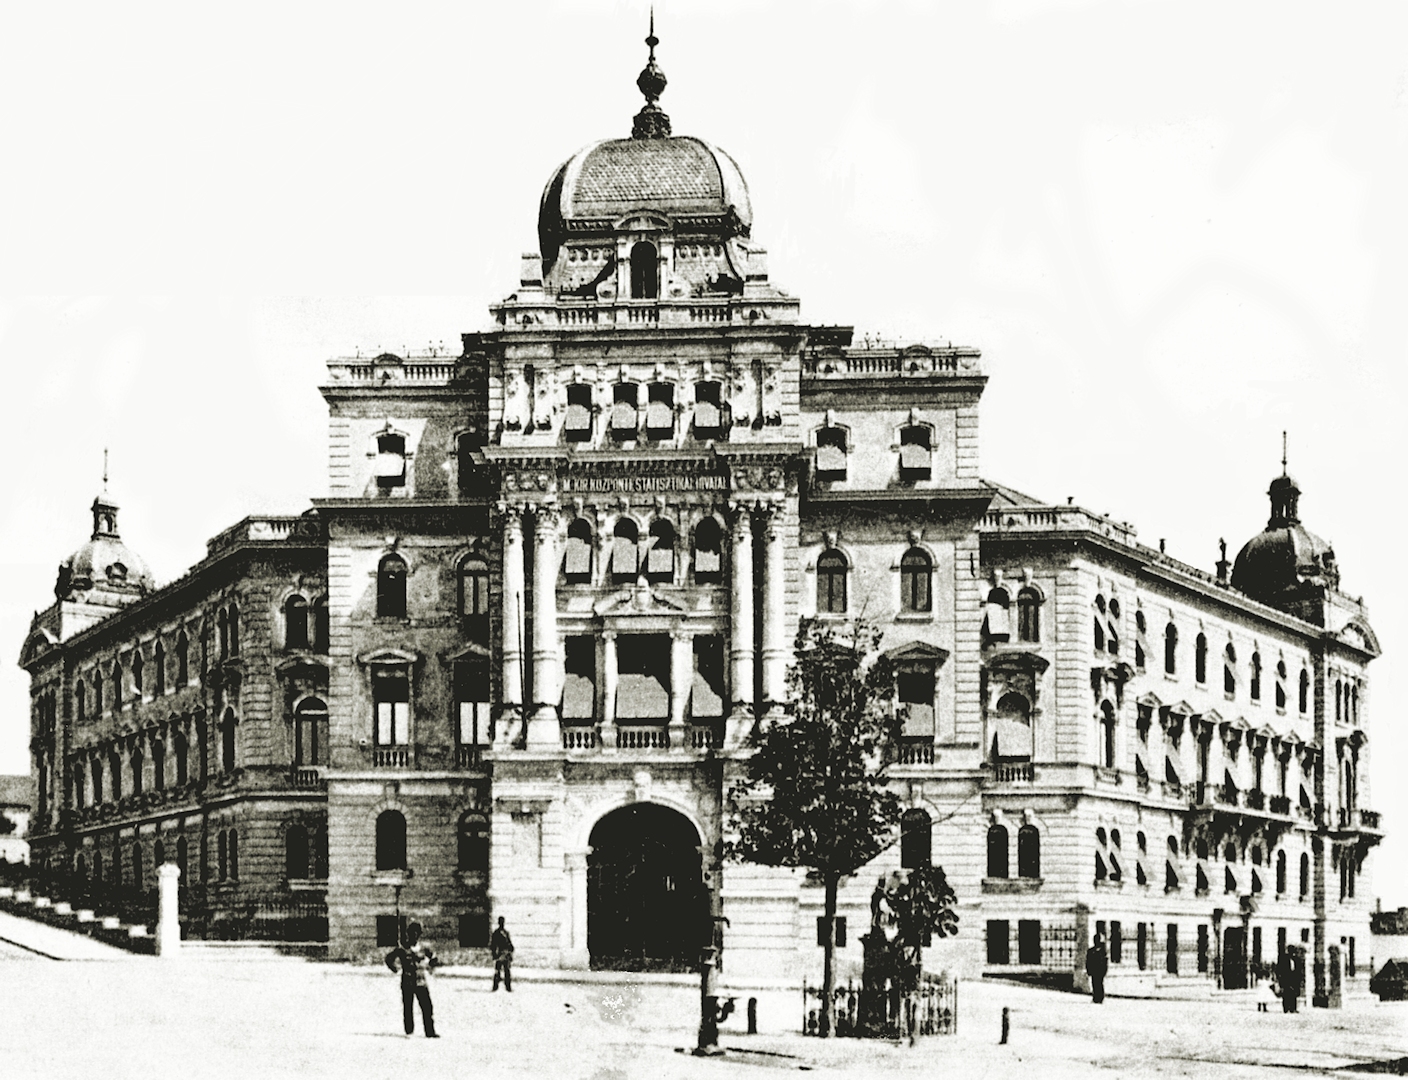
747, 996, 758, 1035
156, 863, 181, 958
1000, 1006, 1009, 1044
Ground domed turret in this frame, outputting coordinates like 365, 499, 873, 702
535, 19, 756, 299
1232, 451, 1339, 613
55, 489, 154, 605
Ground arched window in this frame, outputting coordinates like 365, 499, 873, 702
1276, 661, 1287, 710
375, 431, 407, 489
645, 382, 674, 438
1164, 624, 1178, 675
75, 681, 86, 722
229, 828, 239, 880
901, 809, 932, 869
220, 709, 237, 772
284, 594, 309, 650
991, 692, 1032, 763
1100, 701, 1117, 769
154, 641, 166, 695
295, 698, 328, 767
629, 240, 659, 299
286, 824, 310, 880
1250, 652, 1262, 700
217, 830, 228, 880
130, 747, 144, 795
985, 587, 1011, 642
1335, 680, 1342, 722
174, 732, 188, 786
646, 519, 676, 582
228, 601, 240, 657
217, 609, 229, 659
376, 810, 408, 871
693, 381, 724, 436
176, 630, 189, 685
815, 428, 848, 480
986, 824, 1009, 878
459, 557, 490, 632
91, 757, 103, 804
1276, 850, 1287, 894
132, 650, 144, 696
1224, 643, 1237, 696
457, 813, 490, 872
1017, 824, 1040, 878
377, 554, 408, 618
564, 518, 593, 584
611, 518, 639, 582
1195, 633, 1208, 683
564, 383, 593, 442
816, 550, 848, 614
611, 383, 639, 436
899, 548, 932, 613
151, 740, 165, 791
93, 672, 102, 715
109, 749, 122, 801
693, 517, 723, 583
1017, 587, 1041, 643
112, 660, 123, 709
92, 850, 102, 884
1093, 613, 1105, 653
1299, 852, 1309, 898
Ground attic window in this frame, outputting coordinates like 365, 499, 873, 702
565, 384, 593, 442
693, 382, 723, 436
645, 384, 674, 438
375, 433, 406, 489
899, 426, 932, 479
611, 384, 639, 437
107, 562, 128, 582
816, 428, 848, 480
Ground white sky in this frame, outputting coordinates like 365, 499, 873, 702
1, 1, 1404, 904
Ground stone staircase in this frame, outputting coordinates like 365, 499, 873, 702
0, 885, 154, 955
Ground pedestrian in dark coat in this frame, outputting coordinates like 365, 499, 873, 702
386, 921, 439, 1036
1277, 949, 1300, 1013
491, 916, 514, 992
1085, 931, 1109, 1004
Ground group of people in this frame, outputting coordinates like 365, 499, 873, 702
383, 916, 517, 1037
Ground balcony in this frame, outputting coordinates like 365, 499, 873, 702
1245, 789, 1265, 811
290, 766, 326, 791
454, 745, 484, 769
687, 725, 721, 751
1162, 779, 1184, 801
562, 727, 598, 751
1334, 807, 1384, 837
1269, 794, 1292, 815
991, 762, 1034, 783
617, 726, 670, 751
1214, 784, 1240, 807
372, 747, 410, 768
896, 738, 935, 766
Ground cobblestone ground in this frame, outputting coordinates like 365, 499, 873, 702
0, 953, 1404, 1080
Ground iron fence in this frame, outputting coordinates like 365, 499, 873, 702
802, 974, 957, 1039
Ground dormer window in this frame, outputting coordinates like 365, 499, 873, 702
693, 381, 723, 437
375, 432, 406, 489
565, 384, 593, 442
611, 384, 639, 437
816, 428, 848, 480
630, 241, 659, 299
646, 383, 674, 438
899, 425, 932, 480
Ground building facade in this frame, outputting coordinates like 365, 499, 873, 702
20, 38, 1382, 999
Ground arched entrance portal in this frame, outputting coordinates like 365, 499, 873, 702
587, 803, 707, 972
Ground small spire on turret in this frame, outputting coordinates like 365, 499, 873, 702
632, 8, 671, 139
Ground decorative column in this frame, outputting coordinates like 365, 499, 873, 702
726, 507, 754, 748
761, 504, 787, 713
527, 506, 562, 748
156, 863, 181, 958
670, 630, 692, 746
497, 506, 525, 749
601, 631, 619, 751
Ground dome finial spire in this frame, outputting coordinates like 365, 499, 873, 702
102, 447, 109, 495
632, 7, 671, 139
1282, 430, 1288, 476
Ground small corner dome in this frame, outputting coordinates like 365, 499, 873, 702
57, 536, 155, 598
1231, 471, 1339, 604
537, 136, 752, 271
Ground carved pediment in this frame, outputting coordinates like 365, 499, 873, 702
613, 210, 674, 233
885, 640, 952, 667
593, 587, 690, 618
445, 642, 492, 662
985, 650, 1050, 676
275, 652, 330, 676
355, 647, 421, 667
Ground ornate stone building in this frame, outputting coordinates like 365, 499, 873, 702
20, 33, 1382, 1000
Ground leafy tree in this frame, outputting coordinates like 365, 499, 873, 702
725, 618, 903, 1037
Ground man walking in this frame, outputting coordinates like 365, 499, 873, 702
491, 915, 514, 992
1085, 930, 1108, 1004
386, 921, 439, 1037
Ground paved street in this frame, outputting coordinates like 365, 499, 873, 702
0, 947, 1403, 1080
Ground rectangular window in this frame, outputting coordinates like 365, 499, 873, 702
815, 428, 847, 479
986, 920, 1010, 965
1137, 922, 1148, 970
815, 916, 846, 948
458, 913, 490, 948
454, 660, 491, 748
899, 426, 932, 479
616, 635, 670, 721
1197, 924, 1209, 973
1110, 920, 1122, 964
565, 384, 593, 441
1348, 936, 1356, 977
561, 637, 596, 723
375, 433, 407, 489
897, 668, 935, 736
376, 914, 404, 948
693, 381, 723, 436
1166, 924, 1179, 974
374, 670, 410, 746
1017, 919, 1041, 965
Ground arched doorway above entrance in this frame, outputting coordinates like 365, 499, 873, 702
587, 802, 708, 972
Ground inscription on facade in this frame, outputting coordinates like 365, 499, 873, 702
560, 475, 728, 494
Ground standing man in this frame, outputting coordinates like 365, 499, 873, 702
491, 915, 514, 992
1085, 930, 1108, 1004
1278, 946, 1300, 1013
386, 921, 439, 1037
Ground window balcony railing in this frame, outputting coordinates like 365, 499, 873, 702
1245, 789, 1265, 811
1163, 779, 1184, 800
562, 727, 598, 751
1269, 794, 1292, 815
1215, 784, 1240, 807
290, 766, 326, 790
454, 745, 483, 769
617, 726, 670, 750
372, 747, 410, 768
896, 739, 935, 766
1359, 809, 1382, 830
992, 762, 1034, 783
686, 725, 721, 751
